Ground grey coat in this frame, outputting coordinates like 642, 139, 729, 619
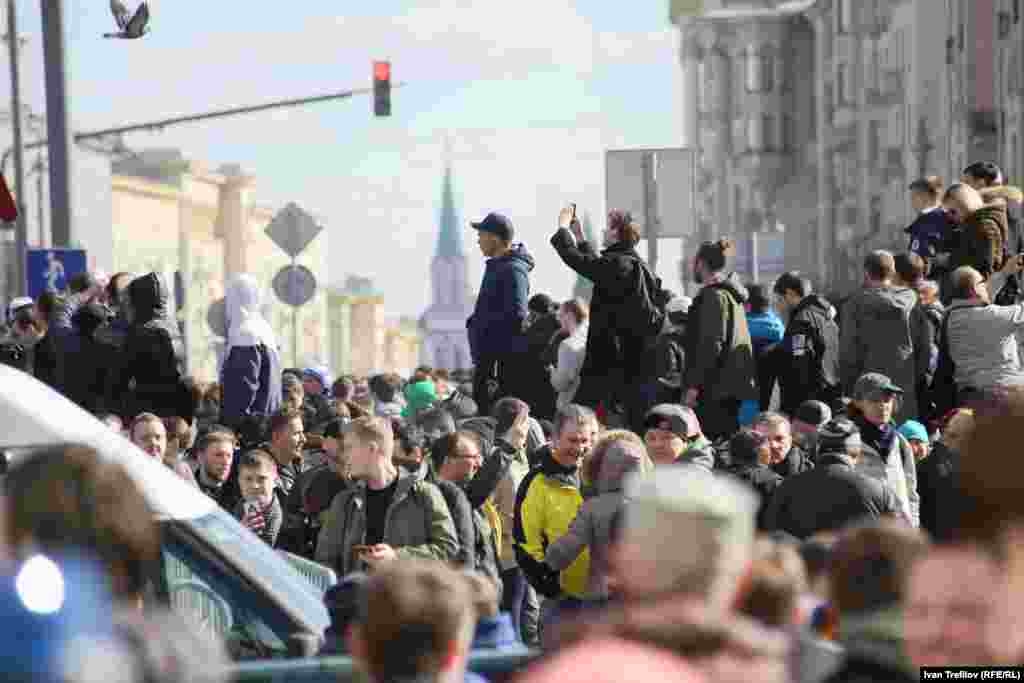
839, 286, 931, 424
314, 474, 458, 576
544, 440, 643, 599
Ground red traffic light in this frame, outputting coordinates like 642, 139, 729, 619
374, 61, 391, 82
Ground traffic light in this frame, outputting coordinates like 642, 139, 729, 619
373, 60, 391, 117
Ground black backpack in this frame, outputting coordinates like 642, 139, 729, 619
624, 257, 668, 339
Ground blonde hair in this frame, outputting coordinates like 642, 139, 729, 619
347, 416, 395, 452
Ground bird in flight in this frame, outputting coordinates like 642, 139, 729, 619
104, 0, 150, 39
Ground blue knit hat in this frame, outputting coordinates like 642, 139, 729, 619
897, 420, 929, 443
302, 366, 332, 395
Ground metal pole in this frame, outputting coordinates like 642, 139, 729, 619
40, 0, 73, 247
34, 157, 43, 245
292, 259, 299, 367
642, 152, 659, 272
6, 0, 26, 296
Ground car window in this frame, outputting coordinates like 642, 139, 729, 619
160, 520, 293, 660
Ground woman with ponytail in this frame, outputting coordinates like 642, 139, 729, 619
683, 239, 758, 440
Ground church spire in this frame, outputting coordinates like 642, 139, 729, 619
436, 162, 463, 259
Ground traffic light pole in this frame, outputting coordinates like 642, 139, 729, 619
40, 0, 74, 248
6, 0, 27, 295
2, 82, 407, 175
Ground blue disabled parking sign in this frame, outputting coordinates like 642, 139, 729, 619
26, 248, 87, 300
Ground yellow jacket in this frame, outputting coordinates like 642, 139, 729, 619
513, 450, 590, 599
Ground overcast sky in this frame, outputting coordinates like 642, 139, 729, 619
5, 0, 684, 318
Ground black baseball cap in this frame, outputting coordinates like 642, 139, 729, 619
471, 212, 515, 242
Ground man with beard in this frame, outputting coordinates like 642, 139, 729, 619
684, 239, 758, 440
193, 425, 240, 511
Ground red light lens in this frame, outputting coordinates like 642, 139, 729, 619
374, 61, 391, 81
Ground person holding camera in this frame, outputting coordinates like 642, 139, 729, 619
550, 206, 668, 432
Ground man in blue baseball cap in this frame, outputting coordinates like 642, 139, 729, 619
466, 212, 535, 416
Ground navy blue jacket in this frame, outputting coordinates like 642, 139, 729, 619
467, 243, 534, 362
221, 344, 282, 429
905, 209, 951, 260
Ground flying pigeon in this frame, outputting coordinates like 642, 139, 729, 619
104, 1, 149, 39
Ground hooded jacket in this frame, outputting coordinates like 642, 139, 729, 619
110, 273, 188, 419
777, 294, 841, 415
839, 286, 930, 423
949, 194, 1017, 278
402, 380, 438, 419
467, 243, 534, 362
545, 440, 644, 600
64, 302, 116, 414
220, 275, 282, 427
514, 448, 590, 599
550, 229, 659, 408
684, 274, 758, 404
905, 207, 951, 261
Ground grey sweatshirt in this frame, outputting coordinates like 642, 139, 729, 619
947, 298, 1024, 390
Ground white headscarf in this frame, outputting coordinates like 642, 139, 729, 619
225, 274, 278, 357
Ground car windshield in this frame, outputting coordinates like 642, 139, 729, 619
183, 508, 330, 634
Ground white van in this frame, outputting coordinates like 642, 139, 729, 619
0, 365, 330, 658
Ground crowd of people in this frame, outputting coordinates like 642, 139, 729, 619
2, 160, 1024, 682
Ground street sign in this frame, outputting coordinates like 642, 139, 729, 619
207, 298, 227, 338
605, 148, 696, 238
264, 203, 323, 259
26, 248, 86, 299
273, 264, 317, 307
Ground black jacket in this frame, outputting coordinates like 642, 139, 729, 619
434, 479, 476, 569
762, 452, 902, 540
64, 302, 117, 415
516, 312, 561, 421
550, 229, 652, 408
776, 294, 840, 415
770, 445, 814, 479
916, 441, 960, 543
110, 273, 188, 419
723, 462, 783, 530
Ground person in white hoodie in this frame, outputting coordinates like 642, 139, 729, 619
549, 298, 589, 410
220, 274, 283, 428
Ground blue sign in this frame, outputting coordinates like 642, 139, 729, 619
26, 249, 87, 300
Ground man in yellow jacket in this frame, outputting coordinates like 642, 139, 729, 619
514, 404, 593, 640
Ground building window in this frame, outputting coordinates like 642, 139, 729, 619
762, 115, 776, 151
1000, 12, 1012, 39
782, 114, 793, 151
837, 0, 853, 34
745, 47, 774, 93
697, 59, 710, 112
837, 63, 855, 105
732, 117, 746, 152
747, 117, 764, 151
734, 186, 743, 229
869, 120, 882, 166
1015, 0, 1021, 24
